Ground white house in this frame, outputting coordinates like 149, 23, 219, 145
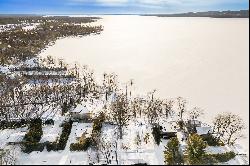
184, 119, 213, 135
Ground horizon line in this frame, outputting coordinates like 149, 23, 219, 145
0, 9, 248, 16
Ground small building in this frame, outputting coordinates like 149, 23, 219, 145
159, 121, 177, 139
184, 119, 213, 136
187, 120, 202, 127
162, 132, 177, 139
185, 120, 202, 133
70, 105, 91, 121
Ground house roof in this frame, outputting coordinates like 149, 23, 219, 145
71, 104, 89, 114
196, 126, 213, 135
159, 120, 177, 132
188, 119, 202, 125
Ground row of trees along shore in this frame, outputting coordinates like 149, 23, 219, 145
0, 16, 103, 123
0, 16, 103, 65
0, 56, 99, 123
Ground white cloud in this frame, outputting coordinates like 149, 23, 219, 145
135, 0, 247, 5
68, 0, 248, 9
96, 0, 128, 6
97, 0, 128, 3
68, 0, 128, 6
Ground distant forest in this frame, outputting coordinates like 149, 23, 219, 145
143, 10, 249, 18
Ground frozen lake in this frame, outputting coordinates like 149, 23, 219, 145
40, 15, 249, 151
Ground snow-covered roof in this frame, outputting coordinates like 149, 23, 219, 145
196, 126, 212, 135
159, 121, 177, 132
21, 58, 39, 68
206, 146, 230, 154
71, 105, 89, 114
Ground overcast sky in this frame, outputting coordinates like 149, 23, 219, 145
0, 0, 249, 14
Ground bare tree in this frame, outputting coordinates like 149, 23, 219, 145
176, 97, 187, 120
144, 133, 150, 144
146, 99, 164, 125
131, 97, 143, 118
103, 73, 119, 101
58, 58, 65, 68
110, 94, 130, 139
134, 132, 142, 152
98, 137, 119, 165
164, 99, 174, 119
188, 107, 204, 120
213, 112, 245, 145
46, 55, 55, 66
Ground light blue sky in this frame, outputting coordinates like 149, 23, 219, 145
0, 0, 249, 14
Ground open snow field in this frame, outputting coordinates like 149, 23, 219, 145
40, 15, 249, 154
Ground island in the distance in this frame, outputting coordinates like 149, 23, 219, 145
142, 10, 249, 18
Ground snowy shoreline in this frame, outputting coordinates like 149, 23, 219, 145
39, 15, 249, 156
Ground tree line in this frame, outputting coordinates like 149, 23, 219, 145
0, 16, 103, 65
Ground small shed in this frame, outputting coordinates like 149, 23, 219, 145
159, 121, 177, 139
185, 120, 202, 133
187, 120, 202, 127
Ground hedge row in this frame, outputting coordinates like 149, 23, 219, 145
22, 118, 43, 153
44, 119, 54, 125
0, 118, 54, 130
92, 113, 105, 133
0, 119, 28, 130
46, 120, 73, 151
22, 142, 46, 153
91, 113, 105, 146
208, 152, 236, 163
23, 119, 43, 142
70, 137, 92, 151
70, 113, 105, 151
205, 151, 236, 163
22, 120, 73, 153
201, 134, 224, 146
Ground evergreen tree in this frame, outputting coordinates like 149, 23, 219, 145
164, 137, 183, 165
152, 125, 161, 145
187, 134, 207, 165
